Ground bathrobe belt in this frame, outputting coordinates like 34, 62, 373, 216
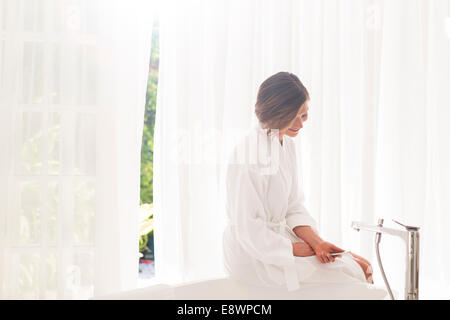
227, 217, 300, 292
265, 219, 300, 292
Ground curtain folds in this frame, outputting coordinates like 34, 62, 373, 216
0, 0, 153, 299
155, 0, 450, 298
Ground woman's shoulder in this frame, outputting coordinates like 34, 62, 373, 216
226, 125, 267, 166
226, 139, 274, 178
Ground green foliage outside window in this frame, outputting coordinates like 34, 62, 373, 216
139, 20, 159, 262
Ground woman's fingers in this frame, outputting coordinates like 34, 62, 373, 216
313, 241, 345, 263
316, 252, 325, 263
315, 247, 340, 263
319, 252, 335, 263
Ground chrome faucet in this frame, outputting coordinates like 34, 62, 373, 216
351, 219, 420, 300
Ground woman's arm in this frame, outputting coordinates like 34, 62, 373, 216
291, 242, 315, 257
293, 226, 344, 263
292, 226, 324, 248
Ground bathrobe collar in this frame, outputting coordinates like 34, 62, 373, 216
247, 121, 284, 175
254, 121, 284, 148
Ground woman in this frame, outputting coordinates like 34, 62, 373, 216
223, 72, 373, 291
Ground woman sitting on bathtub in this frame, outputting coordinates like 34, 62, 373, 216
222, 71, 373, 291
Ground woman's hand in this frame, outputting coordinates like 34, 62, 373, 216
292, 242, 315, 257
312, 241, 344, 263
291, 226, 344, 263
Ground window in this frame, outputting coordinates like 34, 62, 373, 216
138, 17, 159, 285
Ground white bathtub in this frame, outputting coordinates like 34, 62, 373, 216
93, 276, 389, 300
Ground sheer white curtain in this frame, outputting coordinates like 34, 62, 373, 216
292, 0, 450, 298
0, 0, 153, 299
154, 0, 450, 298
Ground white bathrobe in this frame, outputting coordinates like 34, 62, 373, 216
223, 121, 367, 291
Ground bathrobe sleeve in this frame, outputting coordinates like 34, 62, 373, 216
226, 163, 296, 266
285, 139, 318, 232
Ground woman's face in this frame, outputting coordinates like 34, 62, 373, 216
279, 100, 309, 138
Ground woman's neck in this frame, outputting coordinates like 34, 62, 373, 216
265, 128, 283, 146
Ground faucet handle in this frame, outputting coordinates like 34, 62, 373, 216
392, 219, 420, 231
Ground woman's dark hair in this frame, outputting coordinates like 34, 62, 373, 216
255, 72, 309, 133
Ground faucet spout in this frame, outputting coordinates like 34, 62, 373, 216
351, 221, 407, 240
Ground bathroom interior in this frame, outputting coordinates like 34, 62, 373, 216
0, 0, 449, 300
